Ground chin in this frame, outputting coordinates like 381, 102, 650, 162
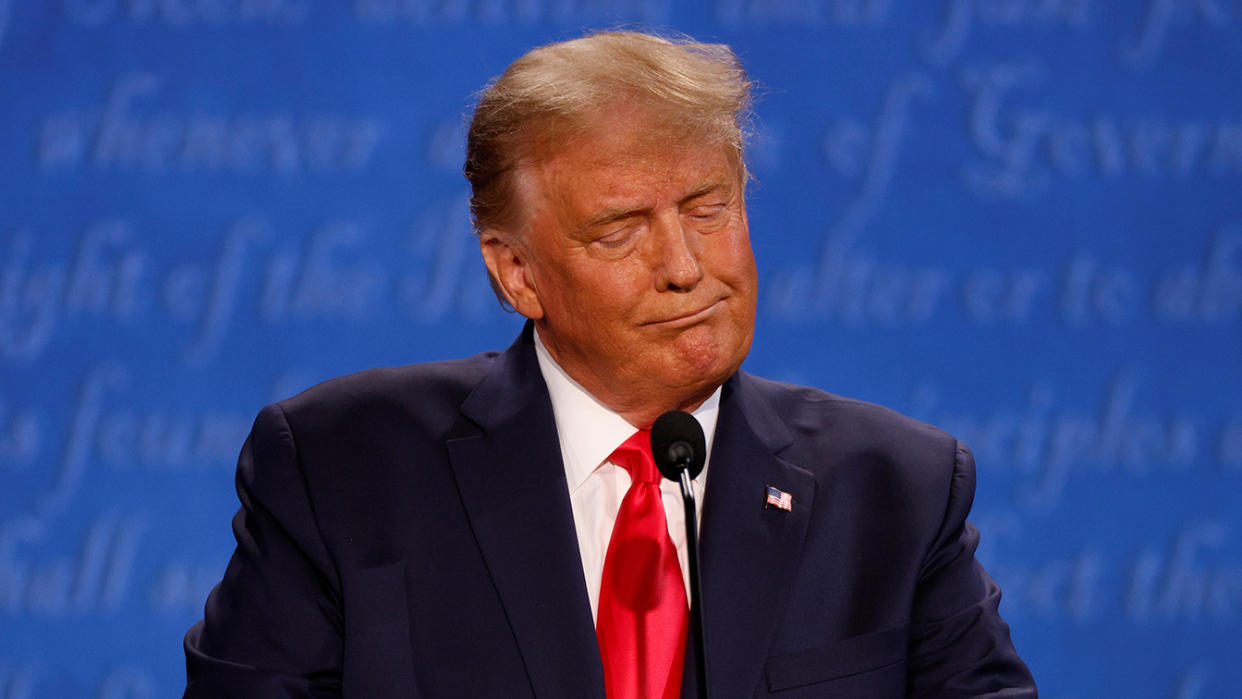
669, 340, 747, 391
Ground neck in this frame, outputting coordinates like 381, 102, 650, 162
532, 328, 718, 428
612, 391, 714, 429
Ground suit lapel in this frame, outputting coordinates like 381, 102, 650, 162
683, 372, 817, 698
446, 326, 605, 699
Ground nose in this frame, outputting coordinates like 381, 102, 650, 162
651, 210, 704, 292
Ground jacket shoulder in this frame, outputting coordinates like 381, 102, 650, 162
740, 374, 953, 451
740, 373, 962, 476
271, 351, 502, 440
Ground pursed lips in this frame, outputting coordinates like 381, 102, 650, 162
644, 298, 726, 327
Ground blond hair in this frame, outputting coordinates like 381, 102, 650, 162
463, 30, 753, 235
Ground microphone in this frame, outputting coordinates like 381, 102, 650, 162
651, 409, 706, 481
651, 410, 709, 699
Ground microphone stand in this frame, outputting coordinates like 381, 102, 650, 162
653, 411, 710, 699
677, 466, 709, 699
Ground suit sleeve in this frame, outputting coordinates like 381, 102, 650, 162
183, 403, 345, 698
905, 440, 1038, 698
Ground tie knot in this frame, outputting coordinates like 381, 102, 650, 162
609, 429, 660, 484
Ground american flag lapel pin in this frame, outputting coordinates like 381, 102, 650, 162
765, 485, 793, 512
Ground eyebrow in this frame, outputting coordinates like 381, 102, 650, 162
680, 178, 732, 203
578, 178, 734, 231
580, 205, 646, 230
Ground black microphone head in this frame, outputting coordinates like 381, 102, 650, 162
651, 410, 706, 481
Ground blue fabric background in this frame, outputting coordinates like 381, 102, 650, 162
2, 2, 1240, 696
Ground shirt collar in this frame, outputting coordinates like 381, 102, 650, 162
533, 328, 721, 493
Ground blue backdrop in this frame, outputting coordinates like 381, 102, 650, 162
2, 1, 1240, 697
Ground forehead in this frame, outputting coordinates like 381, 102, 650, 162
521, 112, 742, 227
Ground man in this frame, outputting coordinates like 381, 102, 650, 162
184, 31, 1037, 698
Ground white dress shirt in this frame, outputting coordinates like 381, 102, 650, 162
533, 329, 718, 623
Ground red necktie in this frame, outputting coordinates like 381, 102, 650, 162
596, 429, 688, 699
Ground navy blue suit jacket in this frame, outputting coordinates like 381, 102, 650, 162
184, 326, 1036, 697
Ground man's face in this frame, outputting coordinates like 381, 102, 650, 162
482, 111, 758, 423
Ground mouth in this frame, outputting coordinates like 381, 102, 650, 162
646, 299, 725, 328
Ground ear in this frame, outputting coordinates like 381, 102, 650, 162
479, 230, 545, 320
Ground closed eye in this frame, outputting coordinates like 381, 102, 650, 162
686, 203, 729, 229
689, 204, 726, 219
596, 234, 629, 249
593, 224, 639, 249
